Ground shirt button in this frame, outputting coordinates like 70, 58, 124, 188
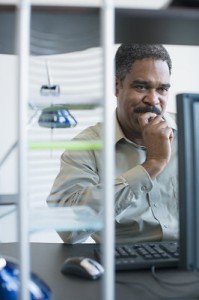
164, 224, 168, 229
154, 203, 158, 208
141, 186, 147, 191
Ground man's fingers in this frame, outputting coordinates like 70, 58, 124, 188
138, 112, 157, 127
165, 127, 174, 143
138, 113, 173, 143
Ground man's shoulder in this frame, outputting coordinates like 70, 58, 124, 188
74, 122, 102, 140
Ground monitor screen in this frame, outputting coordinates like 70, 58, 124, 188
177, 93, 199, 270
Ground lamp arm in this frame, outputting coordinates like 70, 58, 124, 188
0, 106, 40, 168
0, 141, 18, 168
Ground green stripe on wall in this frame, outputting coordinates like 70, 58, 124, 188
28, 140, 102, 150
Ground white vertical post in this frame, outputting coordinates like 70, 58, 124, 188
16, 0, 31, 299
101, 1, 115, 300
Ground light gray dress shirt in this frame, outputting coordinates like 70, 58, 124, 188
47, 112, 178, 244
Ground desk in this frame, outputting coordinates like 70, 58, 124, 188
0, 243, 199, 300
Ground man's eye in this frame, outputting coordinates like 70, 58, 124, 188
135, 85, 147, 91
158, 87, 169, 94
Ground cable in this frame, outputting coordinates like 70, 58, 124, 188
116, 266, 199, 300
116, 278, 199, 300
116, 278, 165, 300
151, 265, 199, 286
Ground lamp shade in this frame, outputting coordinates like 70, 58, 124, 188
38, 105, 77, 128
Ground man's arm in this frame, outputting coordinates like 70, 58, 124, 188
47, 146, 153, 243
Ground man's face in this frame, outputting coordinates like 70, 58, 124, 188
115, 58, 171, 139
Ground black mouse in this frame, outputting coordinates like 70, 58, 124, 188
61, 256, 104, 280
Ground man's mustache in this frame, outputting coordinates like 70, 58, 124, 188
134, 106, 161, 115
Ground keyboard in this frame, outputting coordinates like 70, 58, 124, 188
94, 241, 180, 271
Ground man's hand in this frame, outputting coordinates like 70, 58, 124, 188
138, 112, 173, 179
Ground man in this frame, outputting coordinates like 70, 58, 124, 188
47, 44, 178, 244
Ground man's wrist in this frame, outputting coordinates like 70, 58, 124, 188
141, 159, 167, 180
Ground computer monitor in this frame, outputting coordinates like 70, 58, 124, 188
177, 93, 199, 270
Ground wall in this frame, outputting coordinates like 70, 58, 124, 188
165, 44, 199, 113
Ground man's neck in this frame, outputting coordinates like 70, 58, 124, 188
124, 131, 145, 147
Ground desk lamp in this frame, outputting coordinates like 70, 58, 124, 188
38, 60, 77, 129
38, 103, 77, 128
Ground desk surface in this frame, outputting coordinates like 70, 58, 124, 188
0, 242, 199, 300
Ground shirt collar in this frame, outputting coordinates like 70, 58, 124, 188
163, 112, 177, 130
115, 113, 125, 144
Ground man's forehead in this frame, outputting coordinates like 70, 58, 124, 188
131, 57, 169, 68
129, 58, 170, 78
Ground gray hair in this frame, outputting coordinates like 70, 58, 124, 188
115, 44, 172, 81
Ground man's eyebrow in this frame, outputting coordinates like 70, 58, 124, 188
130, 80, 149, 87
160, 83, 171, 89
131, 80, 171, 89
131, 80, 148, 85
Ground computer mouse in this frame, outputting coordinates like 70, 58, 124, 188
61, 256, 104, 280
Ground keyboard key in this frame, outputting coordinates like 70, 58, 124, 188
94, 241, 179, 271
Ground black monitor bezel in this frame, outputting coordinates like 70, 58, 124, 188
177, 93, 199, 270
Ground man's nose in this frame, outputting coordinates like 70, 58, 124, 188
143, 89, 159, 106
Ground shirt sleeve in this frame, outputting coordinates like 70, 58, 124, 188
114, 165, 153, 215
47, 146, 153, 243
